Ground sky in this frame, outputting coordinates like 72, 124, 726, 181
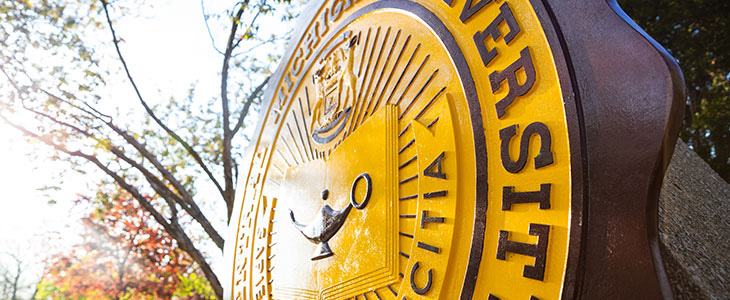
0, 0, 291, 291
0, 0, 220, 240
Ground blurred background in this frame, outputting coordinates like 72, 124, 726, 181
0, 0, 727, 299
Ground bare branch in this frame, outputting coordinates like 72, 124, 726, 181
231, 76, 269, 135
43, 89, 112, 122
0, 114, 223, 298
100, 0, 225, 200
111, 146, 224, 249
2, 68, 225, 250
200, 0, 225, 55
220, 0, 250, 221
102, 121, 225, 249
231, 5, 264, 50
230, 33, 291, 58
5, 67, 202, 228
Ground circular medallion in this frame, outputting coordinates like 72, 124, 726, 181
226, 0, 577, 299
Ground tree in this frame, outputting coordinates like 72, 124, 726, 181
38, 186, 214, 300
0, 238, 49, 300
0, 253, 27, 300
617, 0, 730, 182
0, 0, 297, 298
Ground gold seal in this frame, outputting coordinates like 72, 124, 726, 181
226, 0, 575, 299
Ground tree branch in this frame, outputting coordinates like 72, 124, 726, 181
221, 1, 250, 221
0, 114, 223, 299
3, 66, 213, 239
1, 71, 225, 250
100, 0, 225, 200
231, 5, 264, 50
42, 89, 112, 122
109, 145, 225, 249
231, 76, 268, 136
200, 0, 225, 55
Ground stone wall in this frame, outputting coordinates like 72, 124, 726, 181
660, 139, 730, 299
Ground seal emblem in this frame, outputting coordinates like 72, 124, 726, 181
225, 0, 685, 299
309, 37, 358, 144
289, 173, 372, 260
227, 0, 576, 298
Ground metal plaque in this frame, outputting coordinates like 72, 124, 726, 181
224, 0, 685, 299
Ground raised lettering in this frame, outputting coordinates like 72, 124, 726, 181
423, 151, 446, 179
473, 2, 521, 66
499, 122, 553, 173
420, 210, 445, 228
489, 47, 536, 118
410, 261, 433, 295
489, 295, 541, 300
460, 0, 493, 23
423, 190, 447, 199
496, 223, 550, 281
314, 10, 330, 42
502, 183, 551, 210
329, 0, 344, 21
417, 241, 441, 254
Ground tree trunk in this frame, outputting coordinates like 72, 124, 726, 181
659, 139, 730, 299
11, 258, 20, 300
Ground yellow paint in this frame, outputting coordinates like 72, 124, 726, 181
226, 0, 573, 299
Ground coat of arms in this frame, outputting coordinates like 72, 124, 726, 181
309, 36, 358, 144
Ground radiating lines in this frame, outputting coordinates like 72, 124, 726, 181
348, 28, 413, 141
399, 174, 418, 184
428, 117, 440, 128
356, 26, 380, 101
370, 35, 412, 117
395, 86, 446, 142
275, 148, 292, 167
296, 98, 315, 159
291, 113, 310, 161
394, 54, 431, 107
384, 43, 421, 105
344, 24, 445, 150
357, 28, 371, 78
274, 97, 321, 169
398, 139, 414, 155
399, 155, 417, 169
399, 194, 417, 201
286, 123, 306, 163
269, 23, 448, 191
398, 68, 439, 120
365, 29, 402, 116
412, 86, 446, 121
352, 26, 382, 135
304, 86, 312, 116
280, 137, 300, 165
355, 27, 392, 128
399, 232, 414, 238
348, 27, 375, 136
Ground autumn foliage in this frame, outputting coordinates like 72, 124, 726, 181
38, 188, 214, 300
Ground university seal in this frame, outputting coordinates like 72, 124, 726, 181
224, 0, 685, 299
